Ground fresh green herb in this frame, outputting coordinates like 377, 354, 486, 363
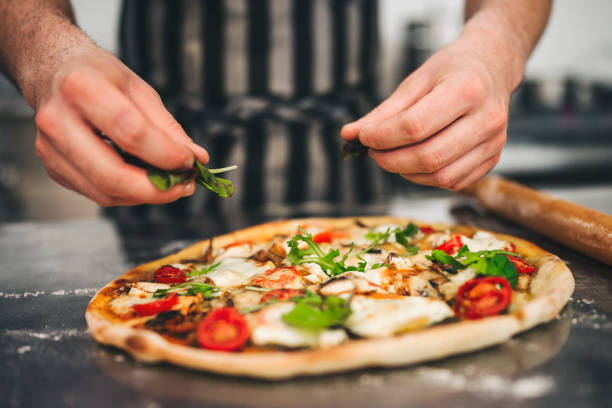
426, 245, 519, 286
287, 228, 354, 277
426, 249, 464, 273
365, 223, 419, 255
186, 262, 221, 277
146, 160, 236, 197
243, 286, 274, 292
282, 290, 351, 330
153, 283, 218, 299
370, 262, 389, 269
341, 140, 368, 160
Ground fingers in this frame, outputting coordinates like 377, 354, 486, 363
368, 106, 507, 174
123, 76, 209, 164
399, 132, 506, 191
35, 108, 196, 206
340, 71, 433, 141
358, 78, 481, 150
58, 68, 195, 171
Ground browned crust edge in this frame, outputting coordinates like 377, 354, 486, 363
85, 216, 574, 379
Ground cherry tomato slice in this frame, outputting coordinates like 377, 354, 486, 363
420, 226, 435, 234
154, 265, 187, 284
197, 307, 249, 351
454, 276, 512, 319
507, 255, 536, 274
260, 289, 305, 304
312, 230, 349, 243
132, 293, 178, 317
435, 236, 463, 255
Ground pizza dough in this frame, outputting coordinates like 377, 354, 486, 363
86, 217, 574, 379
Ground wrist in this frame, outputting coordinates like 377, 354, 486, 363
10, 12, 97, 109
458, 11, 529, 94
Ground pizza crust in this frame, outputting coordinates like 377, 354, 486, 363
85, 217, 574, 379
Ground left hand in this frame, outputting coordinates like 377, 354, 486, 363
341, 34, 521, 191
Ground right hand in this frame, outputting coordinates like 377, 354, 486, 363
34, 49, 209, 206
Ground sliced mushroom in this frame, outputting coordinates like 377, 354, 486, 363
319, 277, 356, 297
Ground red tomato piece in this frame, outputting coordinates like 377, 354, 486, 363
154, 265, 187, 284
312, 230, 349, 243
260, 289, 304, 304
197, 307, 249, 352
454, 277, 512, 319
507, 255, 536, 274
435, 236, 463, 255
506, 242, 517, 253
420, 226, 435, 234
132, 293, 178, 317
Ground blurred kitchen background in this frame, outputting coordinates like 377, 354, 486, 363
1, 0, 611, 222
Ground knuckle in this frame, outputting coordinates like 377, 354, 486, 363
126, 75, 161, 100
35, 106, 56, 134
112, 110, 146, 148
401, 116, 425, 141
460, 74, 487, 104
416, 147, 443, 173
432, 168, 455, 189
487, 106, 508, 133
59, 69, 88, 97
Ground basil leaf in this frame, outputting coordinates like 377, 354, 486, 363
402, 222, 419, 238
481, 254, 518, 287
282, 291, 351, 330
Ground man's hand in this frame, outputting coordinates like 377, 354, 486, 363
0, 0, 208, 206
34, 51, 209, 206
341, 0, 551, 191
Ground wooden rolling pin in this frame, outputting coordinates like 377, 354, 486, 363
464, 175, 612, 266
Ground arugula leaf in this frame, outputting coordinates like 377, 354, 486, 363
145, 160, 236, 197
287, 229, 352, 277
426, 249, 464, 273
282, 290, 351, 330
394, 230, 418, 255
153, 283, 218, 299
186, 262, 221, 277
365, 223, 419, 255
426, 245, 519, 286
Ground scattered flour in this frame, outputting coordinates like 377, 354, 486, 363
51, 288, 98, 296
0, 291, 46, 299
416, 367, 554, 400
0, 288, 99, 299
5, 328, 88, 342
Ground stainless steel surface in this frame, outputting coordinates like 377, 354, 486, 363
1, 198, 611, 408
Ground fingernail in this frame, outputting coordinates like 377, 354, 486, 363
182, 181, 195, 196
183, 151, 195, 169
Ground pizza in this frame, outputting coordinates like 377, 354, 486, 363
86, 216, 574, 379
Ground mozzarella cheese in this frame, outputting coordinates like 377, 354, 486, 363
461, 231, 508, 252
109, 295, 154, 315
206, 258, 273, 288
345, 295, 453, 338
249, 302, 347, 348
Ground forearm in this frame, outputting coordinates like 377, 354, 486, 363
462, 0, 552, 92
0, 0, 96, 108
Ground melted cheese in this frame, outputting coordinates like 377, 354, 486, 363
206, 258, 273, 288
249, 303, 347, 348
461, 231, 508, 252
109, 295, 153, 315
345, 295, 453, 338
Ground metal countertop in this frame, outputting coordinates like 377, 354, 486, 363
1, 196, 611, 408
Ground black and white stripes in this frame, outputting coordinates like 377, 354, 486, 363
116, 0, 386, 215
